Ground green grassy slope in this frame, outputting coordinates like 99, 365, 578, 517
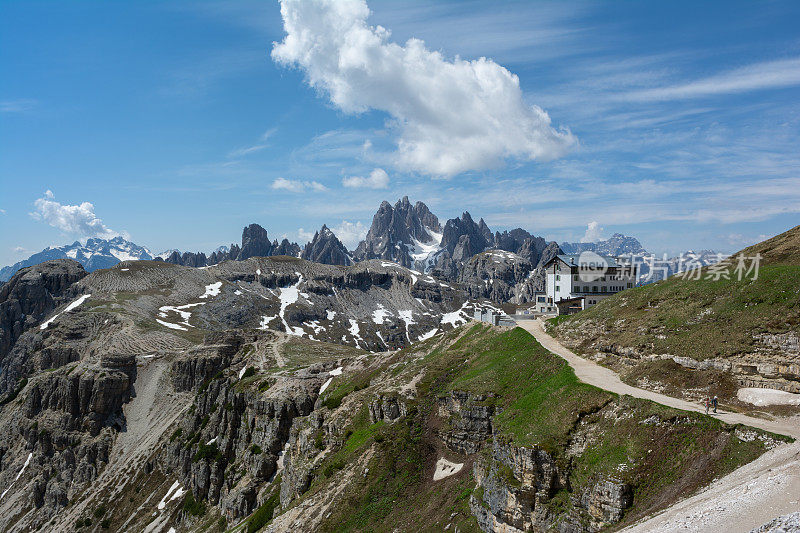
279, 325, 781, 532
552, 225, 800, 361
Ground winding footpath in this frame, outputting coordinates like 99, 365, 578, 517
515, 319, 800, 533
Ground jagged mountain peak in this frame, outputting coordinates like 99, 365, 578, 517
353, 196, 441, 268
302, 224, 352, 266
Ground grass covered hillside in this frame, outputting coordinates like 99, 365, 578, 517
258, 324, 782, 532
553, 225, 800, 363
549, 225, 800, 409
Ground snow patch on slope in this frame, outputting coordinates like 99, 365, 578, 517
0, 452, 33, 501
199, 281, 222, 299
40, 294, 92, 329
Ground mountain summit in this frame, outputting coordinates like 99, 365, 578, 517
353, 196, 442, 268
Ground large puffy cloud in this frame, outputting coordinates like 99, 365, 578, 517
272, 0, 575, 177
580, 221, 603, 243
342, 168, 389, 189
31, 190, 117, 238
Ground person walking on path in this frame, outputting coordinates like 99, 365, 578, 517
705, 397, 710, 415
712, 395, 718, 413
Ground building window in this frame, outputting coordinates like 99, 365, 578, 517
556, 285, 560, 292
556, 275, 560, 281
573, 275, 578, 281
602, 286, 607, 292
627, 283, 632, 288
593, 286, 598, 292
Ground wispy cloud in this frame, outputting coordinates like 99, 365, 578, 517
159, 48, 266, 98
271, 177, 327, 193
228, 127, 278, 158
625, 57, 800, 101
1, 99, 37, 113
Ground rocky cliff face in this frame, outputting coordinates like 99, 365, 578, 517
300, 225, 352, 266
456, 241, 563, 304
0, 260, 87, 391
237, 224, 274, 261
458, 251, 534, 303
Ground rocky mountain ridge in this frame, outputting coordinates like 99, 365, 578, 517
2, 197, 723, 304
0, 293, 778, 532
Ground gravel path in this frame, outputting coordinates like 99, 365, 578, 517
515, 319, 800, 532
516, 319, 799, 439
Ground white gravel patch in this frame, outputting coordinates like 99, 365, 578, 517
738, 388, 800, 406
433, 458, 463, 481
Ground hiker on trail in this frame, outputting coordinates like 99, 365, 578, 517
712, 395, 718, 413
705, 397, 710, 415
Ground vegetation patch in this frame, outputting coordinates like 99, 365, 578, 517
245, 478, 281, 533
182, 491, 207, 517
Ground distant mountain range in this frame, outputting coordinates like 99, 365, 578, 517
0, 237, 153, 282
1, 198, 722, 295
559, 233, 647, 256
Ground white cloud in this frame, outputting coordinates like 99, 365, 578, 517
0, 208, 5, 215
580, 221, 603, 243
30, 191, 117, 238
626, 57, 800, 101
342, 168, 389, 189
272, 0, 575, 177
297, 228, 316, 242
13, 246, 28, 254
331, 220, 368, 249
228, 127, 277, 158
271, 177, 327, 193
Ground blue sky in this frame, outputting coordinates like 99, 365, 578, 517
1, 0, 799, 265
